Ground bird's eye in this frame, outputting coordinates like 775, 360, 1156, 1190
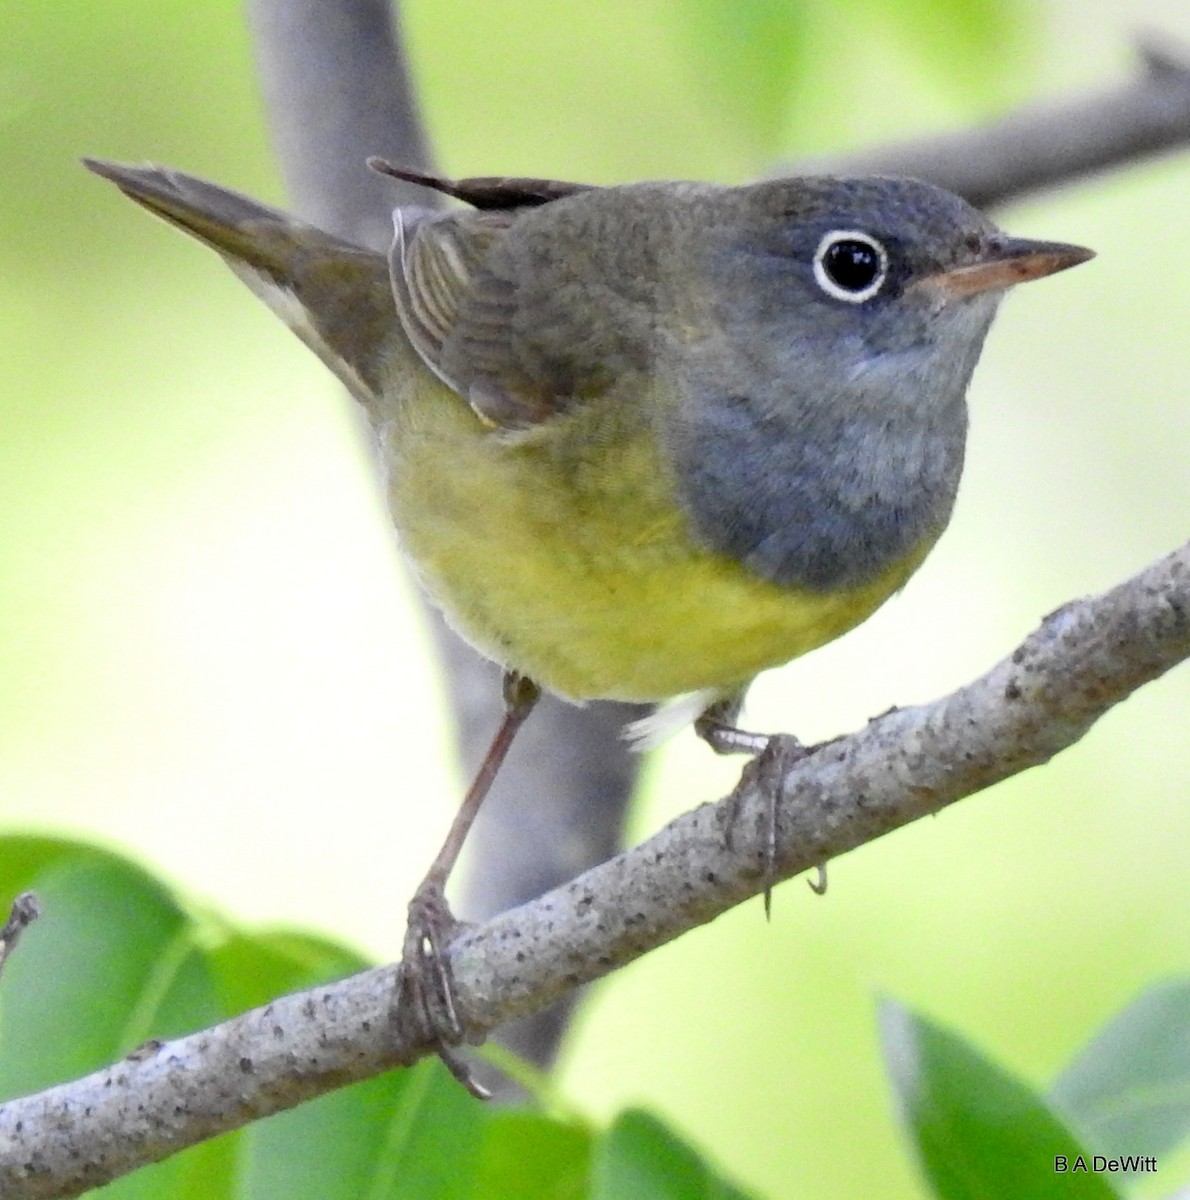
812, 231, 889, 303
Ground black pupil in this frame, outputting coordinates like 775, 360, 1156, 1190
823, 239, 881, 292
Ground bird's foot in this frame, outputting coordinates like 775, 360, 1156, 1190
722, 732, 815, 917
395, 880, 490, 1099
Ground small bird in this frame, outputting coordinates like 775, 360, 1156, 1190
84, 158, 1092, 1085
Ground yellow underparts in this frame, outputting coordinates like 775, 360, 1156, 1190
380, 377, 934, 703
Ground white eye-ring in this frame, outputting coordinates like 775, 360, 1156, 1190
812, 230, 889, 303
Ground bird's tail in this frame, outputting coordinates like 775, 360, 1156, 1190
84, 159, 400, 409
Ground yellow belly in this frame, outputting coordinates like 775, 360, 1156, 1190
379, 378, 932, 702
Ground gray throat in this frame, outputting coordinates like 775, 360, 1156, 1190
667, 374, 970, 593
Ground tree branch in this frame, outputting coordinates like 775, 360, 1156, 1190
821, 37, 1190, 209
3, 541, 1186, 1198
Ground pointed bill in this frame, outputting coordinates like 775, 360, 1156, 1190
917, 236, 1095, 299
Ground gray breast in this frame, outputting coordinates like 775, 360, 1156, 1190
665, 380, 969, 592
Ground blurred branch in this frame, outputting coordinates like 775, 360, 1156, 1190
245, 0, 434, 241
243, 0, 645, 1081
4, 541, 1187, 1197
815, 37, 1190, 208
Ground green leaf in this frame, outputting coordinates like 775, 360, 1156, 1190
0, 835, 83, 892
590, 1108, 758, 1200
0, 841, 234, 1200
476, 1110, 592, 1200
358, 1058, 486, 1200
1050, 979, 1190, 1162
880, 1000, 1123, 1199
206, 927, 371, 1014
236, 1070, 434, 1200
0, 841, 199, 1095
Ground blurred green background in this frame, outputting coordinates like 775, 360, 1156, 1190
2, 0, 1189, 1196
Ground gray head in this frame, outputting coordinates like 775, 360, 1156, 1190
659, 174, 1092, 591
687, 174, 1085, 395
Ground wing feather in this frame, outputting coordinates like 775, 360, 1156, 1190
390, 208, 562, 429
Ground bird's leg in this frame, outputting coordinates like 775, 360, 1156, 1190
396, 670, 541, 1097
695, 690, 813, 915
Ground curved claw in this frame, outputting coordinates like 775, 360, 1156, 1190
723, 733, 814, 915
396, 884, 490, 1099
